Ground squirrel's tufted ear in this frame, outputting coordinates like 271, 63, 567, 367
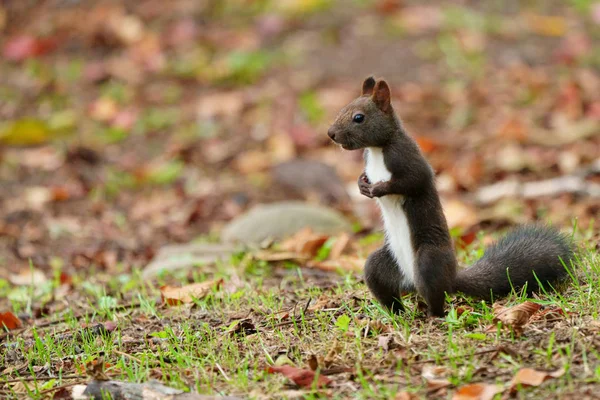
361, 76, 376, 96
372, 80, 391, 113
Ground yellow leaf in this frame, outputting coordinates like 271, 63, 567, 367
0, 119, 52, 146
525, 14, 566, 37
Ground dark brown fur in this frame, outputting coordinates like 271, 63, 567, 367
328, 77, 575, 317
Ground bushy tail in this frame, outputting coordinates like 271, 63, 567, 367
453, 225, 575, 301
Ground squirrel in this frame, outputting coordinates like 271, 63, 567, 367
327, 76, 575, 317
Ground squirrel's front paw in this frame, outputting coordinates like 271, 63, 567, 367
358, 173, 373, 198
370, 182, 388, 198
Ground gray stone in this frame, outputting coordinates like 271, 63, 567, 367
142, 242, 239, 278
221, 201, 352, 244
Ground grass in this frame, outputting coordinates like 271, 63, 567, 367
0, 227, 599, 399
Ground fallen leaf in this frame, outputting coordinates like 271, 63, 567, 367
453, 383, 502, 400
455, 306, 474, 316
9, 269, 48, 286
281, 227, 329, 257
510, 368, 565, 393
306, 256, 364, 272
324, 339, 341, 367
496, 116, 528, 142
197, 91, 246, 119
414, 136, 439, 154
308, 295, 340, 312
493, 301, 541, 333
441, 199, 478, 230
160, 279, 223, 305
307, 354, 319, 371
529, 307, 566, 322
395, 392, 418, 400
89, 97, 118, 122
234, 150, 273, 174
378, 334, 392, 351
397, 6, 443, 34
2, 35, 58, 62
0, 119, 53, 146
266, 365, 332, 388
524, 13, 566, 37
253, 251, 307, 262
85, 357, 110, 381
328, 233, 351, 259
0, 311, 22, 330
422, 365, 451, 390
226, 319, 257, 336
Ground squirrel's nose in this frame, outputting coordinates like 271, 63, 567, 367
327, 127, 336, 140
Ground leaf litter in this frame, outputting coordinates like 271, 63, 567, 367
0, 0, 599, 398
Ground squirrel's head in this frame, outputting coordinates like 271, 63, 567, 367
327, 76, 397, 150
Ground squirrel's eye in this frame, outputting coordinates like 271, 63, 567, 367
353, 114, 365, 123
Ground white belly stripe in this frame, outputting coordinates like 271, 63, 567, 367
365, 148, 416, 285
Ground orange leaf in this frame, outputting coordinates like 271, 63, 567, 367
281, 228, 329, 257
328, 233, 351, 260
0, 311, 22, 330
160, 279, 223, 305
266, 365, 331, 388
414, 136, 438, 154
453, 383, 502, 400
510, 368, 564, 393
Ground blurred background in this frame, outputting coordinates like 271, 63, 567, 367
0, 0, 599, 276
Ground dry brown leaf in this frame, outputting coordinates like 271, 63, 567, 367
452, 383, 503, 400
266, 365, 331, 388
0, 311, 22, 330
306, 256, 364, 272
281, 227, 329, 257
160, 279, 223, 305
395, 392, 418, 400
378, 335, 392, 351
226, 319, 257, 336
307, 354, 319, 371
197, 91, 246, 119
307, 295, 339, 312
253, 251, 307, 262
496, 117, 528, 142
492, 301, 541, 333
414, 136, 439, 154
422, 365, 451, 390
328, 233, 351, 259
324, 339, 341, 367
441, 199, 478, 230
524, 13, 566, 37
510, 368, 565, 393
234, 150, 273, 174
9, 269, 47, 286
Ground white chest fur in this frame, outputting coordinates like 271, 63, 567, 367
364, 148, 416, 286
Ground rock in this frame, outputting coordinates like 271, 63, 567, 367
142, 242, 239, 278
272, 159, 350, 204
221, 201, 352, 244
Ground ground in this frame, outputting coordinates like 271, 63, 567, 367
0, 0, 600, 399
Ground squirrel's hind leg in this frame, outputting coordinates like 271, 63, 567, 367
364, 245, 406, 313
415, 246, 456, 317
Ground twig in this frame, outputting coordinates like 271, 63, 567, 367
1, 375, 85, 384
113, 349, 143, 364
215, 363, 230, 381
303, 297, 311, 315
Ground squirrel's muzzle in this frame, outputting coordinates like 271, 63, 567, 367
327, 127, 337, 141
